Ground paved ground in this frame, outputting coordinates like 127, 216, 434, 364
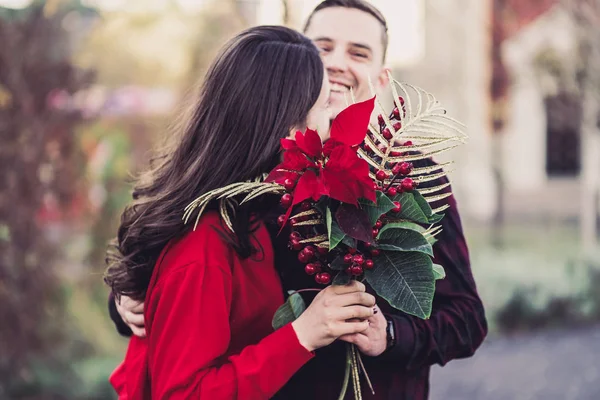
430, 325, 600, 400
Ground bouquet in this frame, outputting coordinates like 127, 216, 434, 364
184, 73, 466, 399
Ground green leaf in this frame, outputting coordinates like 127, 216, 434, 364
272, 292, 306, 330
333, 271, 351, 286
428, 213, 444, 224
327, 207, 346, 251
359, 191, 396, 225
413, 191, 434, 216
378, 221, 425, 238
393, 192, 429, 224
365, 251, 435, 319
426, 235, 439, 246
413, 191, 444, 224
377, 229, 433, 257
433, 263, 446, 280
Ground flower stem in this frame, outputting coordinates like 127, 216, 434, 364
337, 344, 352, 400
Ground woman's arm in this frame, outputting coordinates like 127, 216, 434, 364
147, 262, 314, 400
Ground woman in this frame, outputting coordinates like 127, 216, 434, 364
105, 26, 376, 399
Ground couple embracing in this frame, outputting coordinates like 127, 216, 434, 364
105, 1, 487, 399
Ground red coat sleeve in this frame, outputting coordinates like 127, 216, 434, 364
146, 261, 313, 399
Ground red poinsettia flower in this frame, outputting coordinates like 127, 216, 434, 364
322, 145, 375, 205
266, 97, 376, 211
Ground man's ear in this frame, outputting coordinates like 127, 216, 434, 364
377, 67, 391, 90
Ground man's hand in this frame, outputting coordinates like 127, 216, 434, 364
339, 305, 388, 357
115, 295, 146, 337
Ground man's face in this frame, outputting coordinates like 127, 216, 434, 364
305, 7, 388, 119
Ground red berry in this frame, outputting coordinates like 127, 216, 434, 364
305, 263, 318, 275
350, 265, 363, 276
399, 162, 413, 175
277, 215, 286, 226
289, 218, 298, 226
392, 201, 402, 213
373, 182, 381, 191
365, 259, 374, 270
348, 248, 357, 255
303, 246, 316, 258
301, 201, 312, 211
390, 150, 403, 157
398, 96, 405, 106
353, 255, 364, 265
371, 249, 381, 257
377, 114, 385, 126
298, 252, 310, 263
284, 178, 296, 191
376, 170, 388, 181
383, 128, 393, 140
313, 261, 323, 271
317, 246, 328, 255
388, 186, 398, 198
290, 239, 303, 251
403, 141, 413, 147
317, 272, 331, 285
393, 122, 402, 131
372, 228, 379, 238
401, 177, 415, 192
374, 220, 383, 229
290, 231, 302, 241
280, 193, 293, 207
393, 107, 400, 119
392, 163, 402, 176
344, 253, 354, 264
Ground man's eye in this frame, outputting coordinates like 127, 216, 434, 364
319, 47, 331, 53
352, 52, 368, 59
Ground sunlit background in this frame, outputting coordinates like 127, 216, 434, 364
1, 0, 599, 399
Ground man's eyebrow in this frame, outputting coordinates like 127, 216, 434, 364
313, 37, 333, 43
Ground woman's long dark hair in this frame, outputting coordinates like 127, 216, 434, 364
105, 26, 324, 300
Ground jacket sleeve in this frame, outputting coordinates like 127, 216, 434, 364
147, 261, 314, 400
378, 171, 488, 369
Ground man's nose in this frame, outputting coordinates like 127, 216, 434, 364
323, 48, 348, 73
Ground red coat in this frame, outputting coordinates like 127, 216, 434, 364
110, 212, 314, 399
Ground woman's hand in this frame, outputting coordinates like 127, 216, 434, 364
291, 281, 375, 352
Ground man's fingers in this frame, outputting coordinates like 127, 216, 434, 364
130, 325, 146, 338
120, 296, 144, 313
126, 312, 145, 327
339, 332, 370, 348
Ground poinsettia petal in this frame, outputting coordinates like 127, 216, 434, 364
295, 128, 323, 158
330, 96, 376, 146
265, 167, 297, 184
281, 137, 298, 150
280, 148, 313, 171
324, 146, 375, 204
322, 139, 345, 157
293, 170, 318, 205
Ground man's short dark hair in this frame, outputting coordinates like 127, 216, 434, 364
303, 0, 389, 62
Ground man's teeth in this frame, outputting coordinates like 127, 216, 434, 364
330, 83, 349, 92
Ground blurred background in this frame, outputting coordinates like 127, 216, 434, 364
0, 0, 599, 399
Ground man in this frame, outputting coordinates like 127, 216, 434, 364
109, 1, 487, 398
